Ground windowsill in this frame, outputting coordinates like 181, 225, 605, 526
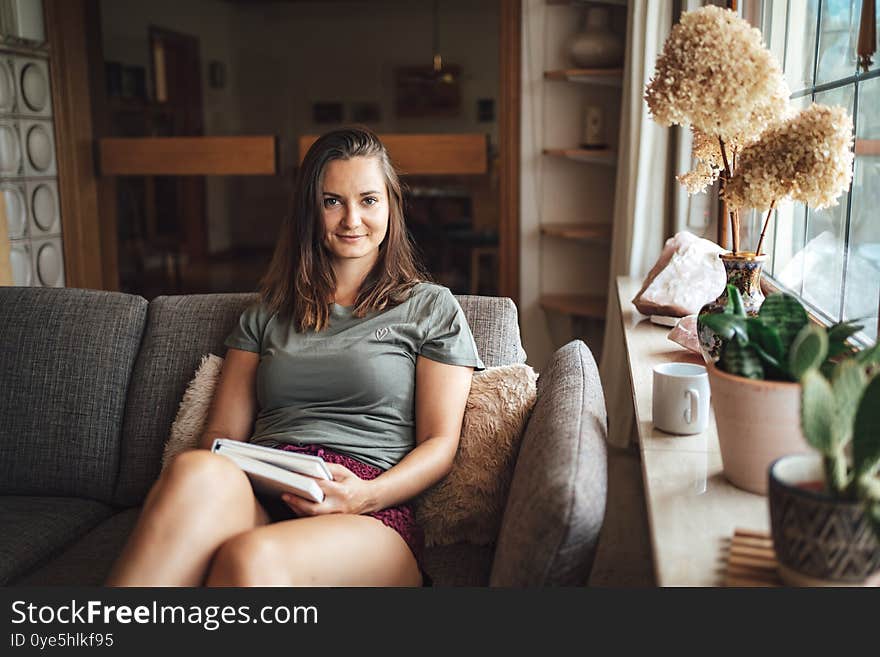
617, 276, 770, 587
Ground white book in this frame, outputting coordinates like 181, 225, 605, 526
211, 439, 331, 503
211, 439, 332, 480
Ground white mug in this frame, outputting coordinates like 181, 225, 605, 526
652, 363, 710, 435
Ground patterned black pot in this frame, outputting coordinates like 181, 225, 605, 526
769, 454, 880, 586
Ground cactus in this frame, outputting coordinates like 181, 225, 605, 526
799, 336, 880, 535
853, 376, 880, 481
789, 324, 828, 381
707, 284, 880, 534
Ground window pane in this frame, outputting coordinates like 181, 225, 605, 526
773, 201, 808, 295
740, 208, 760, 254
816, 0, 861, 85
844, 76, 880, 341
772, 100, 813, 286
797, 85, 854, 320
785, 0, 819, 92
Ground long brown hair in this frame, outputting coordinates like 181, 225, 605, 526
259, 127, 426, 332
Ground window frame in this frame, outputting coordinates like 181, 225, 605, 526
748, 0, 879, 347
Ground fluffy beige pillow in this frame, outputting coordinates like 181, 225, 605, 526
415, 363, 538, 546
163, 356, 538, 547
162, 354, 224, 469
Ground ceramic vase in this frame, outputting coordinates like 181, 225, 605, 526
697, 252, 767, 363
769, 454, 880, 586
708, 363, 811, 495
567, 7, 624, 69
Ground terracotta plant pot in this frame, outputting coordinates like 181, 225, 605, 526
707, 363, 811, 495
769, 454, 880, 586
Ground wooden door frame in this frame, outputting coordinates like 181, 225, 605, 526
499, 0, 521, 305
45, 0, 114, 290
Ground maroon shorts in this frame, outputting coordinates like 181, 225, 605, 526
257, 443, 426, 574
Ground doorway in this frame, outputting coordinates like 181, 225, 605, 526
109, 26, 207, 297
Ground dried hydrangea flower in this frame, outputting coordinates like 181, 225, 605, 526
677, 128, 725, 194
645, 5, 789, 143
725, 103, 854, 211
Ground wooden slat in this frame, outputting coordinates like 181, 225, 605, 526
540, 293, 607, 319
722, 529, 781, 586
541, 222, 612, 241
855, 139, 880, 156
546, 0, 628, 5
543, 148, 617, 166
544, 68, 623, 86
298, 134, 488, 175
99, 136, 278, 176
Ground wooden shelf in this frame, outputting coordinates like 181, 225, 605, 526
541, 222, 612, 242
547, 0, 628, 6
543, 148, 617, 166
544, 68, 623, 86
540, 293, 607, 319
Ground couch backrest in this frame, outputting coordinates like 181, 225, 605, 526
113, 293, 256, 506
0, 287, 148, 502
113, 292, 526, 506
455, 295, 527, 368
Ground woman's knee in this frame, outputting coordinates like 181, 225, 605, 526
161, 449, 248, 497
206, 530, 292, 586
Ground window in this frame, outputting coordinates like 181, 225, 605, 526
754, 0, 879, 345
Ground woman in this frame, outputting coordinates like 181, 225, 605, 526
106, 127, 484, 587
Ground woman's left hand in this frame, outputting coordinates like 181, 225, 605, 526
280, 462, 375, 516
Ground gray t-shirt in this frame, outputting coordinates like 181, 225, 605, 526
223, 282, 485, 470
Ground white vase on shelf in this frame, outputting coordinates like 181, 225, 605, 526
567, 7, 624, 69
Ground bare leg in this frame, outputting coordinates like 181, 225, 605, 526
204, 514, 422, 587
105, 450, 270, 586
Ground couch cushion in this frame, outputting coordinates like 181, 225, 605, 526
114, 293, 526, 506
19, 508, 492, 587
0, 496, 115, 585
423, 543, 495, 586
489, 341, 608, 586
14, 507, 140, 586
113, 294, 258, 506
0, 288, 147, 500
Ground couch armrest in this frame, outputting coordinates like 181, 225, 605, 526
490, 340, 608, 586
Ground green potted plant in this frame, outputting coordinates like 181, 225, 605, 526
700, 285, 829, 494
768, 325, 880, 586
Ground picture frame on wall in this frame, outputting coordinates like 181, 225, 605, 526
393, 65, 461, 118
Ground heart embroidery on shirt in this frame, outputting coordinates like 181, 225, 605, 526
375, 327, 390, 341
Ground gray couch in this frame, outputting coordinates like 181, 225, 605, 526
0, 287, 608, 586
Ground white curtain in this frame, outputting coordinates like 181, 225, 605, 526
599, 0, 674, 448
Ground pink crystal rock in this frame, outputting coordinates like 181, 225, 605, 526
668, 315, 701, 354
632, 231, 726, 317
